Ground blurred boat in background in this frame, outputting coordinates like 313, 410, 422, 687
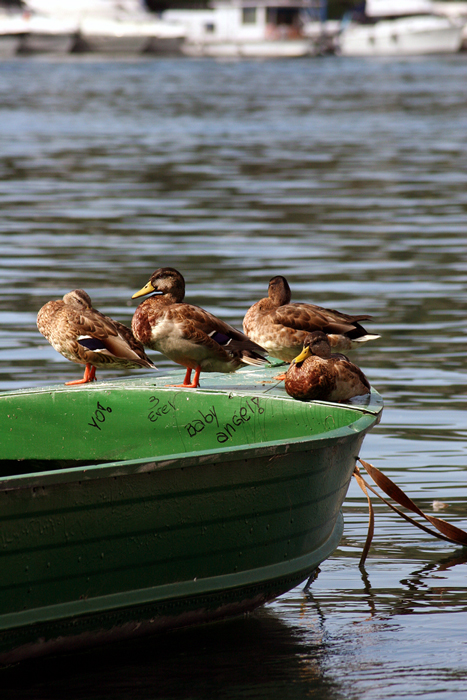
74, 15, 185, 55
0, 3, 76, 56
432, 1, 467, 49
68, 0, 185, 55
0, 10, 27, 57
0, 0, 185, 55
338, 0, 464, 56
17, 9, 77, 54
0, 0, 465, 58
161, 0, 326, 58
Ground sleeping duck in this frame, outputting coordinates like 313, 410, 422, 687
131, 267, 268, 388
285, 331, 371, 403
37, 289, 156, 385
243, 275, 379, 362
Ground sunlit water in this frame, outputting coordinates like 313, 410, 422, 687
1, 54, 466, 699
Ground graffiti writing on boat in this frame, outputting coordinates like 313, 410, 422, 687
185, 397, 265, 444
148, 395, 177, 423
88, 401, 113, 431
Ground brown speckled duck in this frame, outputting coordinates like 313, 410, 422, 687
285, 331, 371, 403
131, 267, 268, 388
243, 275, 380, 362
37, 289, 156, 385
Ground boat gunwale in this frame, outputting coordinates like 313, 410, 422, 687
0, 389, 382, 492
0, 372, 383, 412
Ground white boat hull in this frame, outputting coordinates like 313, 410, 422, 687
75, 17, 185, 55
18, 32, 75, 54
75, 32, 149, 54
1, 11, 75, 55
339, 15, 463, 56
182, 39, 314, 58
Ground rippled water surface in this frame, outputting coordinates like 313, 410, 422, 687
1, 54, 467, 698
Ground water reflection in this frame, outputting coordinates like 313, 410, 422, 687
1, 612, 345, 700
4, 550, 466, 700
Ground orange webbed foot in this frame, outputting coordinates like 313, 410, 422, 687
165, 366, 201, 389
65, 364, 97, 386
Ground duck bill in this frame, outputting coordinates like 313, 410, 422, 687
292, 346, 311, 365
132, 281, 156, 299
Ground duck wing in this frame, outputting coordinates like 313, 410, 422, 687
334, 356, 371, 396
171, 304, 268, 361
274, 303, 373, 336
71, 309, 155, 368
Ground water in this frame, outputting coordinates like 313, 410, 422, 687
1, 54, 467, 698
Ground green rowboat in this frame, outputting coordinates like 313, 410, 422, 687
0, 363, 383, 664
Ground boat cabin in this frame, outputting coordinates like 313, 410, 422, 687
163, 0, 324, 45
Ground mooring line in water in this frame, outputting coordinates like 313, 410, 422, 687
354, 459, 467, 568
353, 465, 375, 568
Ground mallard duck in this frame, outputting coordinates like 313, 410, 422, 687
131, 267, 268, 388
37, 289, 156, 386
284, 331, 371, 403
243, 275, 380, 362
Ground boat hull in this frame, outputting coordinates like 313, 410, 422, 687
72, 18, 186, 55
182, 39, 314, 58
339, 16, 462, 56
17, 32, 76, 55
73, 33, 149, 54
0, 367, 382, 664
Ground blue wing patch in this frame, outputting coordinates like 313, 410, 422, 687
78, 336, 106, 352
208, 330, 232, 346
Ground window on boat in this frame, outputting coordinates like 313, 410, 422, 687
266, 7, 299, 26
242, 7, 257, 24
204, 22, 215, 32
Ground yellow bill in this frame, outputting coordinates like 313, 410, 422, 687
292, 346, 311, 365
132, 281, 156, 299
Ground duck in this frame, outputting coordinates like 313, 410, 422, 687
131, 267, 268, 388
284, 331, 371, 403
37, 289, 156, 386
243, 275, 380, 363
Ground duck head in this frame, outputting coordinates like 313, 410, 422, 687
63, 289, 93, 311
268, 276, 292, 306
132, 267, 185, 303
292, 331, 332, 365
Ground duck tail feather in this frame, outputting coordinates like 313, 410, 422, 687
352, 334, 381, 343
241, 350, 269, 367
